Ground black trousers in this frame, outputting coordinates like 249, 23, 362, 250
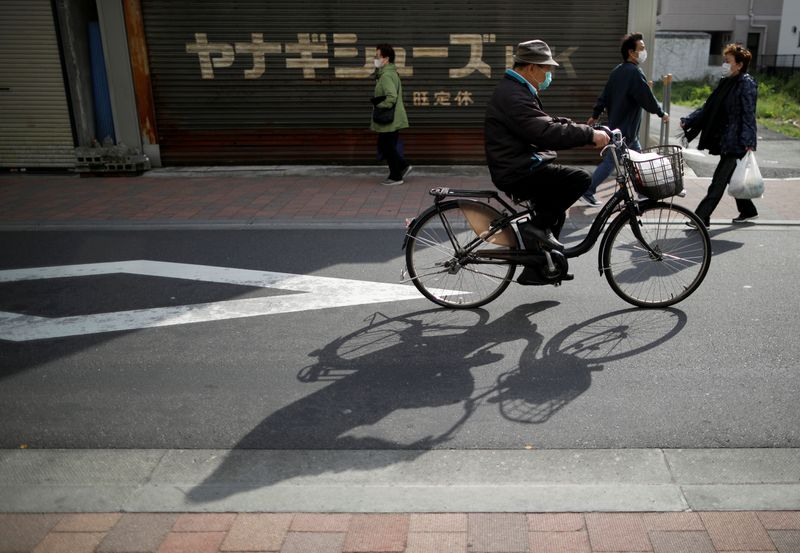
503, 164, 591, 237
377, 131, 408, 180
695, 154, 758, 225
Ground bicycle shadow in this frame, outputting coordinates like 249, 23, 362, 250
186, 303, 686, 505
487, 307, 686, 424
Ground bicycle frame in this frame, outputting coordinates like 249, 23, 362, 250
403, 129, 710, 308
403, 130, 665, 277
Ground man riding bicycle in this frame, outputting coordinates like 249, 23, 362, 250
484, 40, 609, 264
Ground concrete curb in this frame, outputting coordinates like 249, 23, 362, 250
1, 448, 798, 513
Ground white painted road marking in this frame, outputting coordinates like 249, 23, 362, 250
0, 260, 461, 342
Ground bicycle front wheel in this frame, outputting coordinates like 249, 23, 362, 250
602, 203, 711, 307
405, 200, 518, 308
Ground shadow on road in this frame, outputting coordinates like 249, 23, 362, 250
187, 304, 687, 504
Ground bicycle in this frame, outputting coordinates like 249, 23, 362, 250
402, 128, 712, 309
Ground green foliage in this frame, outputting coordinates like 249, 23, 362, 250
655, 74, 800, 139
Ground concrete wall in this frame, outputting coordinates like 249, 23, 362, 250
653, 32, 712, 81
777, 0, 800, 58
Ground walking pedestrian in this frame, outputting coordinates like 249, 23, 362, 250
371, 43, 412, 186
680, 43, 759, 228
584, 32, 670, 206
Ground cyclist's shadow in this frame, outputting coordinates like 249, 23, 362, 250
187, 301, 560, 504
186, 302, 686, 505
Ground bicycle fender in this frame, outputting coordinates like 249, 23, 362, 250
401, 202, 455, 250
597, 209, 629, 275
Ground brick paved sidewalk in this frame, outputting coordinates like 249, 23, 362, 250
0, 172, 798, 227
3, 511, 800, 553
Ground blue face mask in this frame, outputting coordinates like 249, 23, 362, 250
539, 70, 552, 91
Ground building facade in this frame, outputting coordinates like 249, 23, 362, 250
1, 0, 657, 169
654, 0, 799, 80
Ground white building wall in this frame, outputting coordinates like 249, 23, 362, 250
653, 32, 713, 80
777, 0, 800, 57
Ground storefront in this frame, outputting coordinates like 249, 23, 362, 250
139, 0, 628, 165
1, 0, 638, 168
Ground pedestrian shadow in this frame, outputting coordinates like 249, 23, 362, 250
707, 225, 746, 256
186, 303, 686, 505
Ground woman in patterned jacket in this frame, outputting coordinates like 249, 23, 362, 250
680, 44, 759, 228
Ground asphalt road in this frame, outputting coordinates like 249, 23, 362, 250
1, 228, 798, 451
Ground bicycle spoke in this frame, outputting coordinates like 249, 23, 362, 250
603, 204, 711, 307
405, 201, 517, 308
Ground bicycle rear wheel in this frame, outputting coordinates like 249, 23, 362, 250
405, 200, 518, 308
602, 203, 711, 307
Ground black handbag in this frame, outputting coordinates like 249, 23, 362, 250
372, 105, 396, 124
370, 95, 395, 124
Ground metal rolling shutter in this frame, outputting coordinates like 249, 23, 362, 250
0, 0, 75, 168
141, 0, 626, 165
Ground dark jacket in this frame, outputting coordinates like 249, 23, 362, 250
680, 73, 758, 157
484, 70, 595, 189
591, 61, 665, 142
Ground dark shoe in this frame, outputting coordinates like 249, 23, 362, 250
516, 267, 573, 286
381, 178, 403, 186
732, 213, 758, 223
401, 165, 413, 179
516, 267, 549, 286
520, 224, 564, 251
579, 193, 602, 207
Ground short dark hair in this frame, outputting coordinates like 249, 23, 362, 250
376, 43, 395, 63
724, 43, 752, 73
620, 32, 643, 61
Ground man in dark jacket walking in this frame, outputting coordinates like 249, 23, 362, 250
485, 39, 608, 251
583, 32, 669, 206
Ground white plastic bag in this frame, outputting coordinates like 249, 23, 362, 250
728, 151, 764, 199
628, 150, 675, 187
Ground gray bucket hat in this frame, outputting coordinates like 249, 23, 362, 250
512, 40, 559, 66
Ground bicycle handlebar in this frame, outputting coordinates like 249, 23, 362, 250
593, 125, 626, 159
594, 125, 623, 144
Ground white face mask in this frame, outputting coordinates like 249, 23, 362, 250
373, 58, 384, 69
721, 62, 732, 76
637, 49, 647, 64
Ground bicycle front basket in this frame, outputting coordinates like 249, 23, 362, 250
625, 145, 684, 200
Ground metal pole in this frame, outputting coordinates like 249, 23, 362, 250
660, 73, 673, 145
643, 80, 653, 148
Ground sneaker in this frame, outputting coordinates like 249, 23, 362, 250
685, 220, 710, 231
579, 193, 602, 207
677, 189, 687, 197
401, 165, 413, 179
732, 213, 758, 223
381, 178, 403, 186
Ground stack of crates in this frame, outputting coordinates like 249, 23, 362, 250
74, 143, 151, 174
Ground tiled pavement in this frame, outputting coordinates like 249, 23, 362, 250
0, 170, 798, 228
2, 511, 800, 553
1, 169, 799, 552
